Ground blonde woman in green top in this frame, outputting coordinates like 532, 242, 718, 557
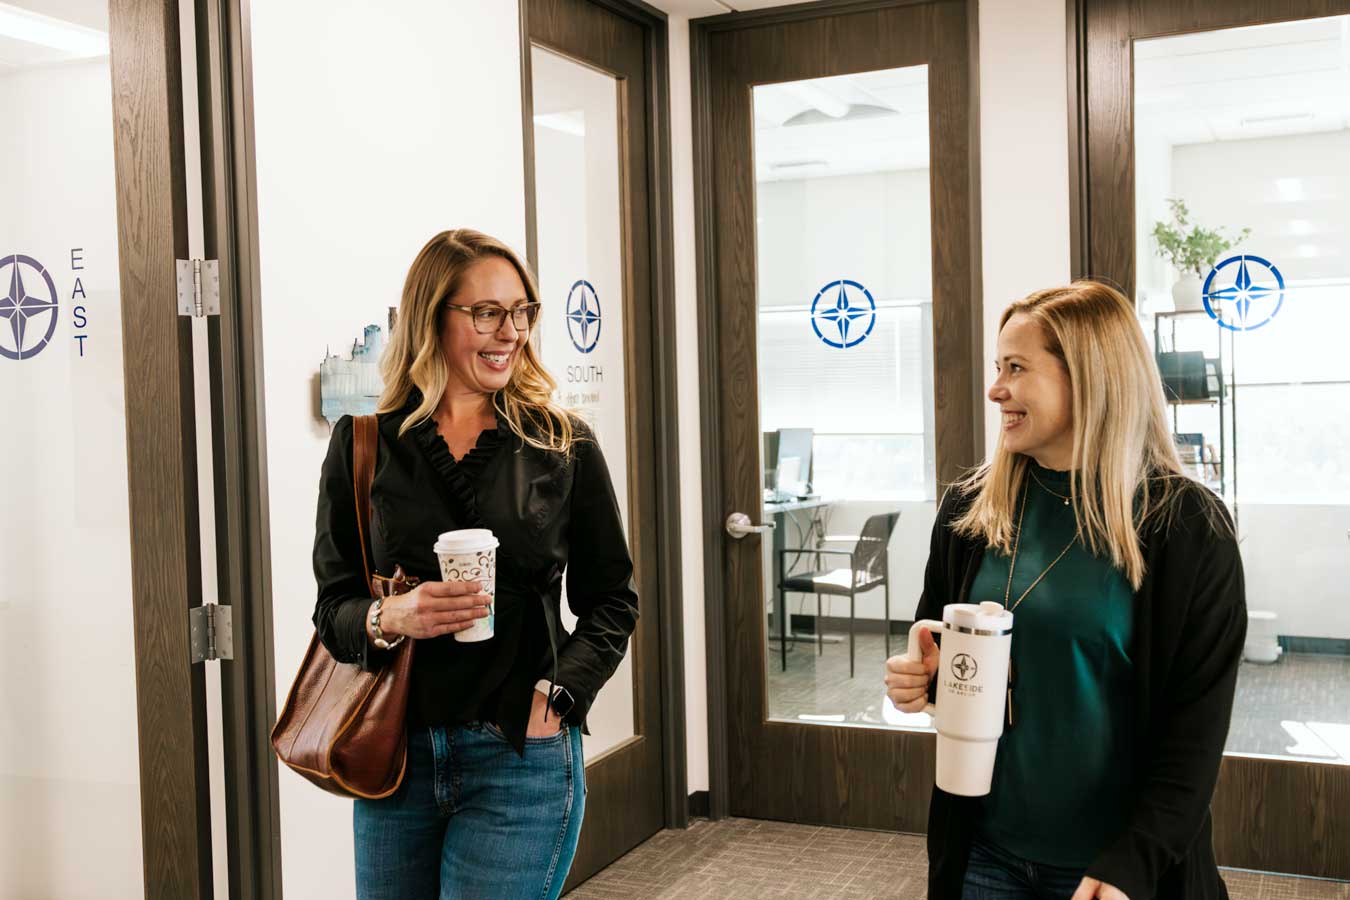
886, 281, 1244, 900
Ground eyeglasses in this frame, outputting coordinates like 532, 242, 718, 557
445, 301, 541, 334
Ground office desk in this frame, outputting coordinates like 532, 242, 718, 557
764, 497, 833, 671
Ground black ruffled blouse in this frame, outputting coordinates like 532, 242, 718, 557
310, 391, 639, 754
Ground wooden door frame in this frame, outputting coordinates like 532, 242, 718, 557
110, 0, 214, 895
193, 0, 286, 897
691, 0, 984, 825
1067, 0, 1350, 879
518, 0, 688, 885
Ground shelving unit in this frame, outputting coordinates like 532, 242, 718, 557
1153, 309, 1240, 529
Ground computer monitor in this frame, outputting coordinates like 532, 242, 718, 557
762, 431, 779, 490
1156, 351, 1209, 401
773, 427, 814, 496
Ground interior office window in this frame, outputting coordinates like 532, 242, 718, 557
1134, 16, 1350, 764
758, 302, 933, 500
753, 66, 939, 731
530, 45, 637, 761
1224, 284, 1350, 504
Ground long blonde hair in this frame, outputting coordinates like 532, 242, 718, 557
952, 280, 1197, 589
377, 229, 579, 454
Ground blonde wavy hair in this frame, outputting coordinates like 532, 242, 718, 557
952, 280, 1201, 590
377, 229, 579, 454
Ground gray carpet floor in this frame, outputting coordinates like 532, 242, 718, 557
568, 817, 1350, 899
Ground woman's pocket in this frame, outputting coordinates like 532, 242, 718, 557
482, 720, 568, 746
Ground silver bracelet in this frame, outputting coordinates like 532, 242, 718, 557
368, 598, 405, 650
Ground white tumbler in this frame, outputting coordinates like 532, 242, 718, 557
905, 601, 1014, 797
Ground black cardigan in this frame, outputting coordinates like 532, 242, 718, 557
918, 477, 1246, 900
312, 403, 639, 755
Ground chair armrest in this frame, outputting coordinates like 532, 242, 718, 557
805, 549, 854, 560
778, 547, 825, 560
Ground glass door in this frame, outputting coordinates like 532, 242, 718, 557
1135, 9, 1350, 869
1079, 0, 1350, 878
753, 66, 938, 732
532, 43, 639, 761
696, 1, 982, 829
0, 5, 143, 894
3, 0, 215, 896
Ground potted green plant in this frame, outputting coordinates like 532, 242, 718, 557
1151, 199, 1251, 311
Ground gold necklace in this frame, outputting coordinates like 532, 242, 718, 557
1002, 480, 1079, 613
1001, 479, 1080, 729
1029, 467, 1072, 506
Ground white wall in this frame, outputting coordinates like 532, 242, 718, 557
249, 3, 526, 897
1240, 505, 1350, 639
667, 14, 710, 796
977, 0, 1074, 456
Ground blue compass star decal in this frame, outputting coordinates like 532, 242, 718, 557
810, 278, 877, 349
1202, 254, 1285, 332
0, 254, 60, 361
565, 280, 602, 354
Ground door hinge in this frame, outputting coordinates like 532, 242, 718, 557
176, 259, 221, 317
189, 603, 234, 663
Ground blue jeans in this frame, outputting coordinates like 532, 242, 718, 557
354, 722, 585, 900
963, 836, 1087, 900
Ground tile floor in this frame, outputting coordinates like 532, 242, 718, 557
568, 817, 1350, 899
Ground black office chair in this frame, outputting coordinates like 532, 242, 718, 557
776, 511, 900, 677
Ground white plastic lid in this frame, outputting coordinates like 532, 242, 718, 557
433, 528, 498, 554
942, 601, 1013, 634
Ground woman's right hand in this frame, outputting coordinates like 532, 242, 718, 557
369, 580, 492, 642
884, 627, 939, 712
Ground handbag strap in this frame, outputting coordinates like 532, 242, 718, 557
352, 415, 379, 587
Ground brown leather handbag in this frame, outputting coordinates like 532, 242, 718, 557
271, 414, 420, 799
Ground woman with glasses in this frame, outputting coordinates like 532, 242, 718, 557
312, 229, 638, 899
885, 281, 1245, 900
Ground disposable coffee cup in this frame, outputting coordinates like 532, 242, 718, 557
433, 528, 499, 643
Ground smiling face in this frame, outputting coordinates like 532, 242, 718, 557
989, 312, 1075, 470
438, 255, 531, 396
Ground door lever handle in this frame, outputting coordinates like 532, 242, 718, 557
726, 512, 776, 539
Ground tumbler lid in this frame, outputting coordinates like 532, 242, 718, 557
942, 602, 1013, 635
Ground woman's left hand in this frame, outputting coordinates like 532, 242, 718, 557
527, 688, 565, 738
1070, 877, 1129, 900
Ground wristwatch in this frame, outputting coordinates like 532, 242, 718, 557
534, 679, 576, 719
368, 598, 405, 650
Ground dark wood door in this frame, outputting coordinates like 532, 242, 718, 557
521, 0, 671, 888
693, 0, 982, 830
1072, 0, 1350, 880
109, 0, 219, 895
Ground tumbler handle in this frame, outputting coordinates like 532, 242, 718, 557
905, 619, 945, 717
